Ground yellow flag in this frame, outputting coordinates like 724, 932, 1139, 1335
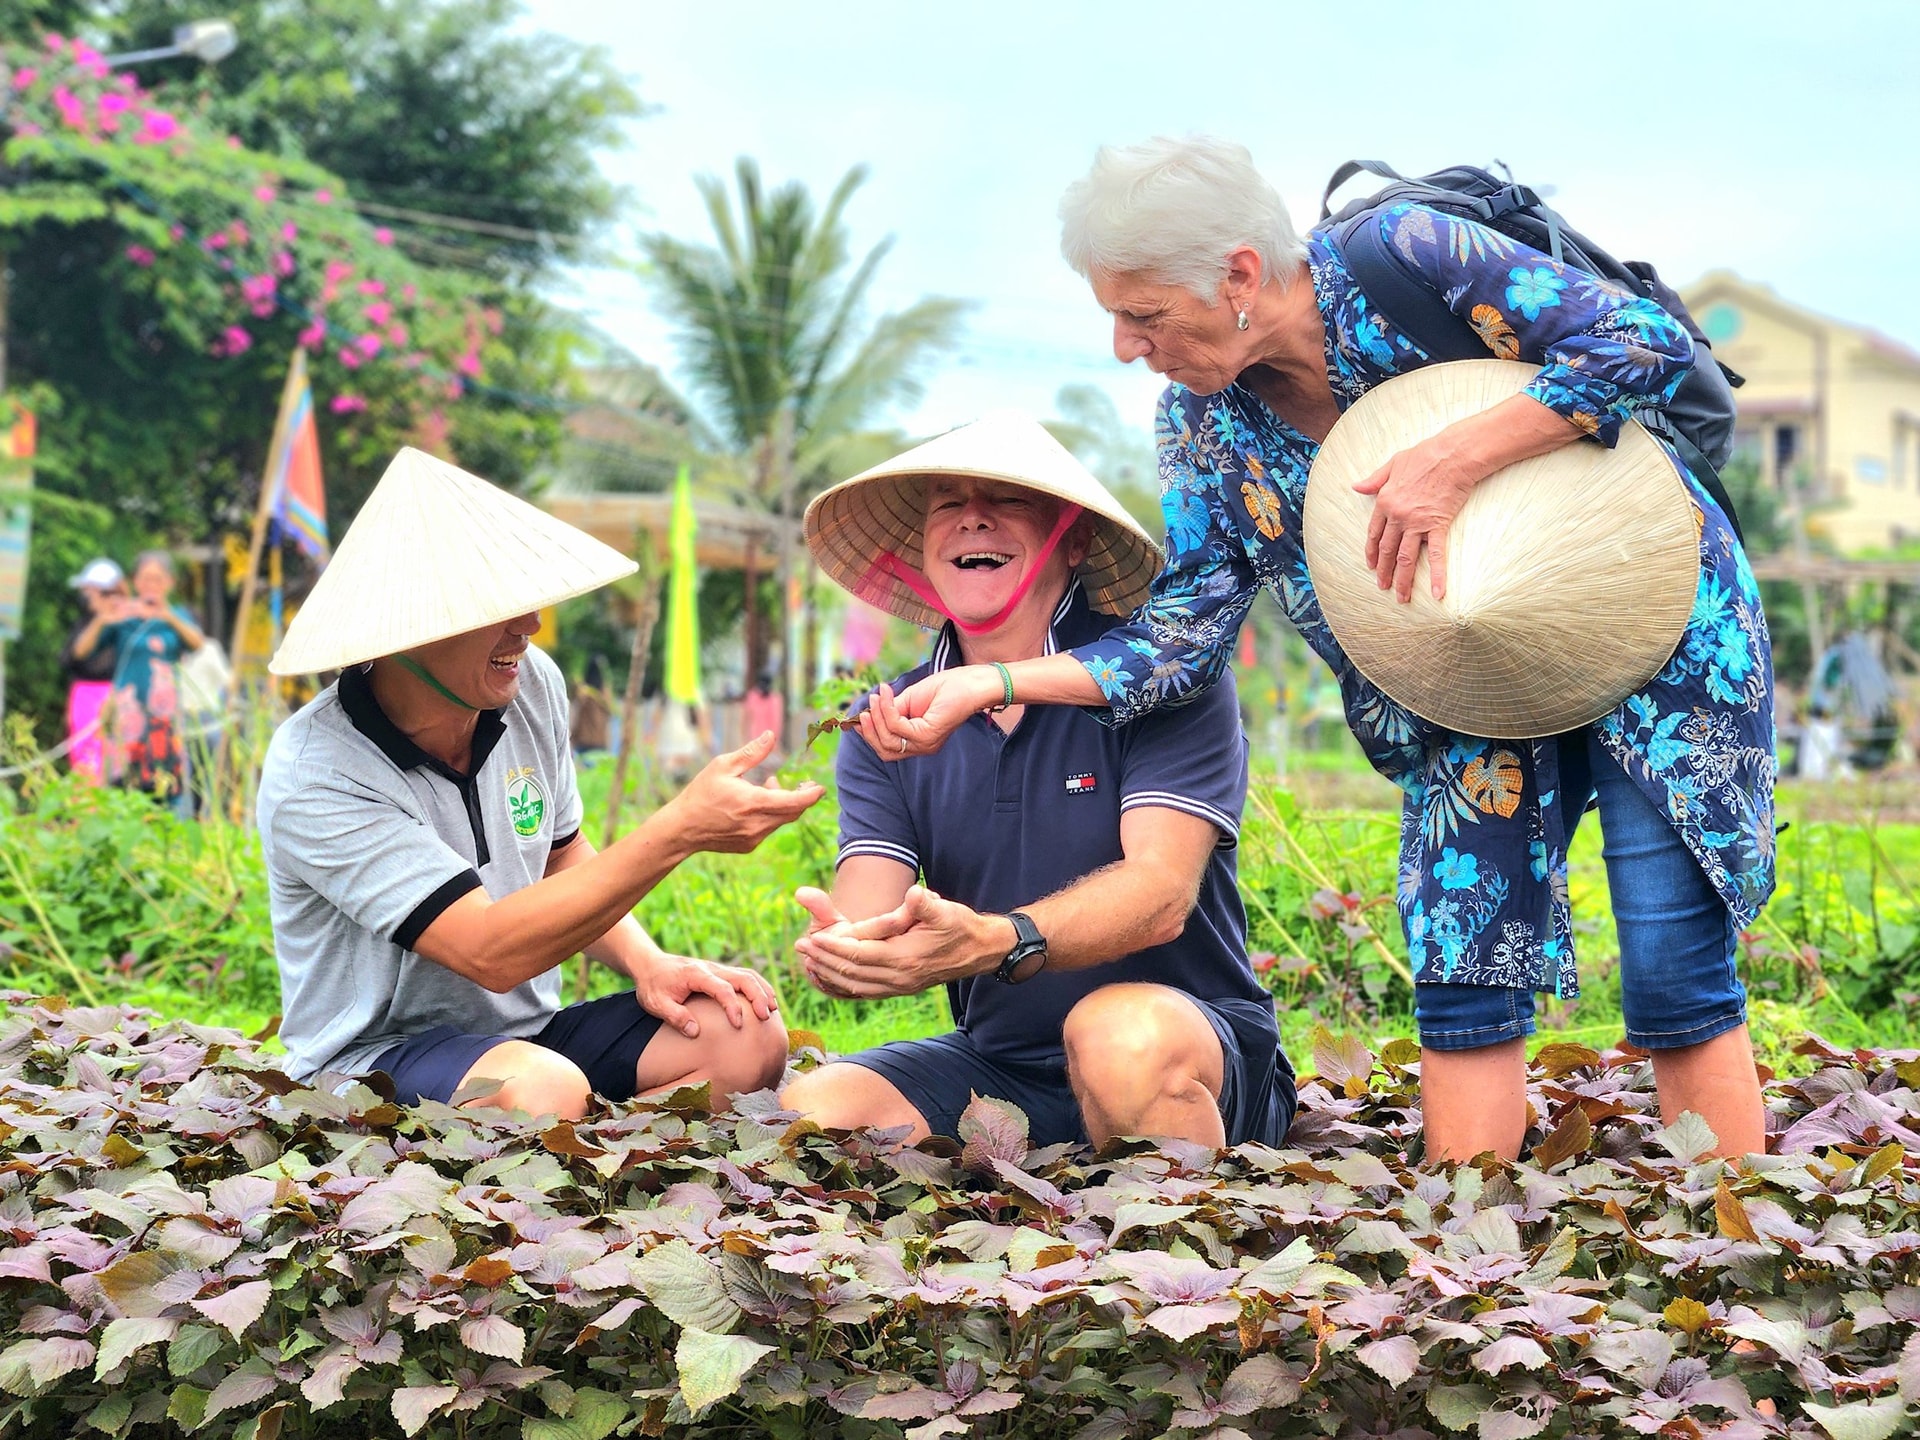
664, 463, 702, 704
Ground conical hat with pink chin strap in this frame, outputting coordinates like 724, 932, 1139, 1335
803, 411, 1163, 630
268, 447, 637, 676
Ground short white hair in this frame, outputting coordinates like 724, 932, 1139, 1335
1059, 135, 1306, 302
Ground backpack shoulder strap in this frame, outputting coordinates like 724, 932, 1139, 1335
1329, 209, 1483, 363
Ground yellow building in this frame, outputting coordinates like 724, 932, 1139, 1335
1682, 272, 1920, 554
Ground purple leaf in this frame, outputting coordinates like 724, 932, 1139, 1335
205, 1363, 281, 1421
1356, 1335, 1422, 1388
459, 1315, 525, 1362
191, 1280, 271, 1340
1144, 1299, 1242, 1341
958, 1094, 1029, 1170
391, 1384, 460, 1436
1475, 1334, 1551, 1373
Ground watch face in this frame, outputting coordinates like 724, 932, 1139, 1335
1006, 945, 1048, 984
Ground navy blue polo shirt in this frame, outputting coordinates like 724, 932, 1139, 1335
835, 580, 1275, 1070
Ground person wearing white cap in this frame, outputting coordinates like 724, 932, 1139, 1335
783, 414, 1296, 1150
61, 557, 129, 785
866, 138, 1775, 1166
256, 448, 823, 1118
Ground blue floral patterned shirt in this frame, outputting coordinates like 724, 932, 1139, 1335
1072, 203, 1777, 996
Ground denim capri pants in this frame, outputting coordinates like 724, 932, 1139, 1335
1414, 727, 1749, 1053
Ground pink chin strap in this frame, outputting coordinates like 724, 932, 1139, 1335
856, 503, 1085, 636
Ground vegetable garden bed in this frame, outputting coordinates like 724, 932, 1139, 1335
1, 998, 1917, 1439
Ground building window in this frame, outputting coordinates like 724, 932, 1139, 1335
1773, 424, 1800, 491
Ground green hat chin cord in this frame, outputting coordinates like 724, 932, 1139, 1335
393, 654, 483, 712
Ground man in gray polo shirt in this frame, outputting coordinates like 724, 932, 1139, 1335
258, 448, 822, 1118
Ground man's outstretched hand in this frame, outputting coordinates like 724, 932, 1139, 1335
794, 885, 1013, 999
665, 731, 823, 854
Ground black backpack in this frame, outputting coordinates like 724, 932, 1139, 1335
1319, 159, 1747, 540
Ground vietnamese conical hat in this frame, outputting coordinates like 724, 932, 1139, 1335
1303, 360, 1699, 739
269, 447, 638, 675
804, 411, 1161, 628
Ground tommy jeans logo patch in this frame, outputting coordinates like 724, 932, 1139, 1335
1065, 772, 1097, 794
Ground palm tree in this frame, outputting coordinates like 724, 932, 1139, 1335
643, 158, 969, 699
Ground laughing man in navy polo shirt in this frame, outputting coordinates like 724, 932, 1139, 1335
785, 414, 1296, 1149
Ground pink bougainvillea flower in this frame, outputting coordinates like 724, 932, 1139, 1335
99, 92, 131, 117
225, 134, 240, 149
329, 394, 368, 414
386, 324, 410, 347
255, 185, 278, 205
215, 326, 253, 357
70, 41, 105, 74
168, 224, 184, 241
227, 221, 250, 246
280, 221, 298, 242
297, 321, 327, 348
272, 250, 295, 278
44, 33, 66, 52
124, 245, 157, 267
12, 67, 39, 89
242, 274, 278, 317
354, 333, 383, 360
401, 284, 417, 302
324, 260, 353, 285
357, 280, 385, 297
205, 232, 229, 251
314, 189, 333, 205
135, 110, 179, 144
363, 301, 392, 327
337, 346, 363, 370
51, 86, 85, 129
483, 307, 504, 336
373, 227, 394, 245
456, 351, 483, 378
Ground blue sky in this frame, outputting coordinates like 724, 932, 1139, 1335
524, 0, 1919, 440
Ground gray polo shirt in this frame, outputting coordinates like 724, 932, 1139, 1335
257, 645, 583, 1081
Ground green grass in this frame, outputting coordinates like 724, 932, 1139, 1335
8, 728, 1920, 1077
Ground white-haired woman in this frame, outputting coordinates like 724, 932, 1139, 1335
860, 137, 1775, 1164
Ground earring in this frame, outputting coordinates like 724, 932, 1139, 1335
1236, 308, 1250, 332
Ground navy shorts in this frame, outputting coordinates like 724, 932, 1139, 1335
1414, 728, 1748, 1053
843, 994, 1296, 1148
369, 991, 667, 1105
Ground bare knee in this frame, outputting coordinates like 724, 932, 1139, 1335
459, 1041, 590, 1121
643, 997, 789, 1101
781, 1063, 928, 1140
707, 1003, 789, 1096
1064, 986, 1219, 1116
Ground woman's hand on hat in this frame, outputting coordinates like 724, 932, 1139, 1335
666, 730, 824, 853
1351, 431, 1482, 604
861, 670, 1000, 762
1353, 393, 1591, 603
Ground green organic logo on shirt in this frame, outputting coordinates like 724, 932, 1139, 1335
505, 770, 548, 838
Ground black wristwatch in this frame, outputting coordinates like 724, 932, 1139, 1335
993, 911, 1048, 985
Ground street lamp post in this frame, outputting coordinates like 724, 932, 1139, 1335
101, 20, 239, 69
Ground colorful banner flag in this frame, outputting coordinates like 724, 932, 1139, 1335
663, 463, 702, 705
0, 404, 36, 644
266, 349, 328, 561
